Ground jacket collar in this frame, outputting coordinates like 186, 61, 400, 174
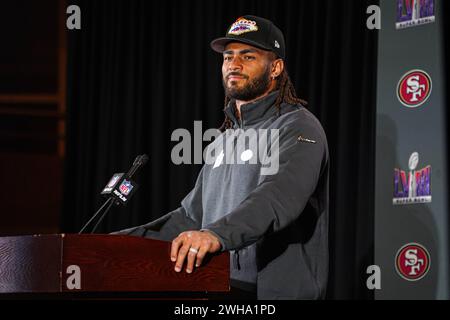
224, 90, 280, 127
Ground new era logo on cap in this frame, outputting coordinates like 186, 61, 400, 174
274, 40, 280, 48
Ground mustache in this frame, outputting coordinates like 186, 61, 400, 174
226, 72, 249, 80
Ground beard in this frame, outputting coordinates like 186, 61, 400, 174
223, 66, 272, 102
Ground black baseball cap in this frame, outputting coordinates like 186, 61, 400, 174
211, 15, 286, 59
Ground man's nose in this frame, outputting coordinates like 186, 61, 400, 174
227, 57, 243, 72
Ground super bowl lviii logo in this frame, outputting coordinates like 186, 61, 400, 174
228, 17, 258, 35
397, 70, 432, 108
393, 152, 431, 205
396, 0, 435, 29
395, 243, 430, 281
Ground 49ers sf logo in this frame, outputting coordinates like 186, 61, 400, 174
397, 70, 432, 108
395, 243, 430, 281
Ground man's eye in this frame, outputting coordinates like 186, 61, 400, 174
224, 56, 232, 61
244, 56, 255, 60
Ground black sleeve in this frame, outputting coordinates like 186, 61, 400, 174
204, 117, 328, 251
110, 167, 205, 241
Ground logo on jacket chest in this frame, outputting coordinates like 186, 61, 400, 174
207, 128, 279, 175
213, 150, 225, 168
213, 149, 255, 169
170, 122, 280, 175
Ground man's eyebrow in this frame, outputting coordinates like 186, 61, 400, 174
223, 49, 259, 55
239, 49, 258, 54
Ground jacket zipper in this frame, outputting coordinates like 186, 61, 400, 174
233, 250, 241, 270
239, 112, 244, 129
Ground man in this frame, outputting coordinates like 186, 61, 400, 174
114, 15, 329, 300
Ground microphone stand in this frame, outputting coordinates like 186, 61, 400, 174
78, 154, 149, 234
78, 197, 117, 234
90, 198, 117, 234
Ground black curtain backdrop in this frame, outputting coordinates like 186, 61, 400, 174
63, 0, 378, 299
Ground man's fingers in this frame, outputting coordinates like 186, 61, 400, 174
185, 244, 201, 273
171, 231, 192, 262
195, 242, 210, 268
170, 235, 183, 262
174, 243, 190, 272
171, 231, 221, 273
172, 232, 193, 272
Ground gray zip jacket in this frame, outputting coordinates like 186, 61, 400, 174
114, 91, 329, 299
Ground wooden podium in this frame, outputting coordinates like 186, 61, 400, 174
0, 234, 230, 299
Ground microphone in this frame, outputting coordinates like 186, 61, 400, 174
100, 154, 149, 205
78, 154, 149, 234
127, 154, 149, 178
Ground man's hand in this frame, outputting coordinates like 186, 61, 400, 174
171, 230, 221, 273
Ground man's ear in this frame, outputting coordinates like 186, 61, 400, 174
271, 59, 284, 79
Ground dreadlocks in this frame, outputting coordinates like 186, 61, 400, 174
219, 64, 307, 132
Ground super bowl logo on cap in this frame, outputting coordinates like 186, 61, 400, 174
228, 17, 258, 35
397, 70, 432, 108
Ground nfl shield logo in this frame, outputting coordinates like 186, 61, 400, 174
119, 180, 133, 196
